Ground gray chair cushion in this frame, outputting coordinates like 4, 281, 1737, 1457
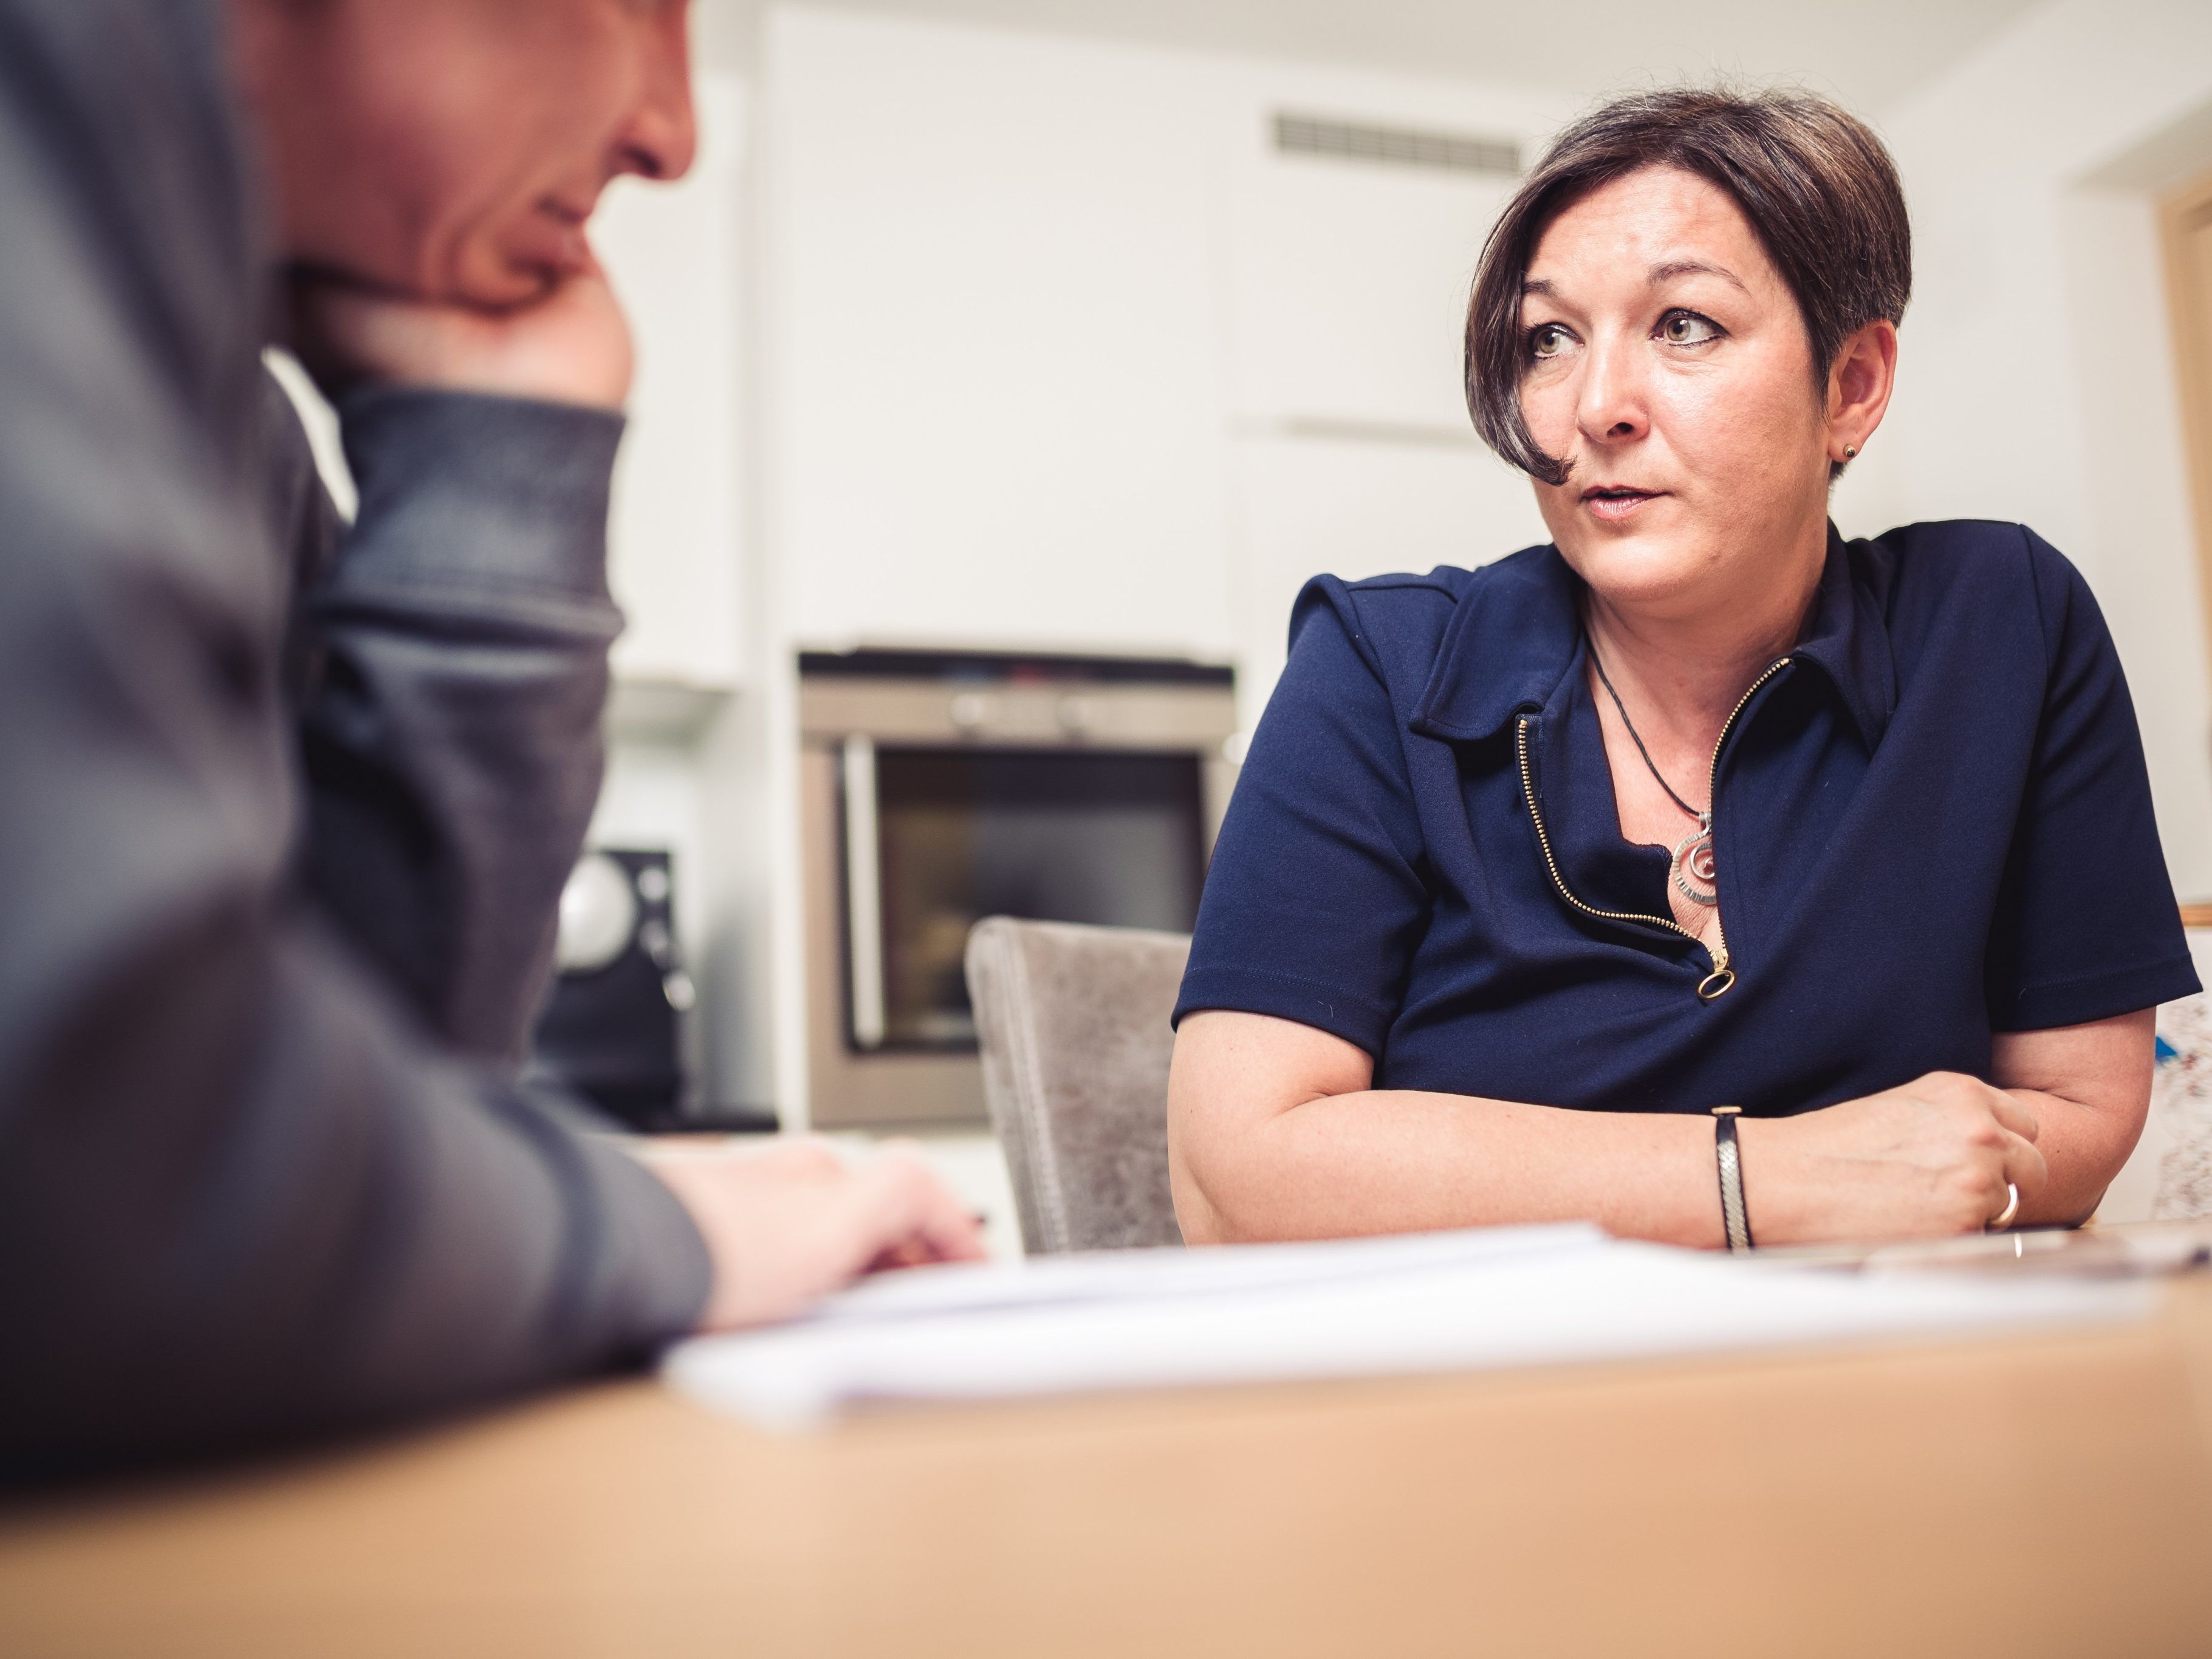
964, 917, 1190, 1253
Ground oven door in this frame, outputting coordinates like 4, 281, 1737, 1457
803, 736, 1224, 1127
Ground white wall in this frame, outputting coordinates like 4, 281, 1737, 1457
1841, 0, 2212, 898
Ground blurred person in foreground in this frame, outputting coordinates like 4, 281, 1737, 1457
0, 0, 981, 1484
1170, 90, 2197, 1250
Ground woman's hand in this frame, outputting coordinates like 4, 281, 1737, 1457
1739, 1072, 2047, 1245
639, 1137, 988, 1330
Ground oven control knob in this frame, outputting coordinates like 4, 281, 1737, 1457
950, 691, 990, 730
1057, 695, 1094, 734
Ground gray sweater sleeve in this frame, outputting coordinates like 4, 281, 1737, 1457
291, 382, 626, 1063
0, 0, 710, 1478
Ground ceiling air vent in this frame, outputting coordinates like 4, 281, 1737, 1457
1273, 112, 1520, 178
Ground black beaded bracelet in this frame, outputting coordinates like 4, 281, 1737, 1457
1711, 1106, 1753, 1253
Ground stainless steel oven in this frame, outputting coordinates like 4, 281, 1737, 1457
800, 650, 1238, 1128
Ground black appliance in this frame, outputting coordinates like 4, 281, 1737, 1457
530, 847, 693, 1129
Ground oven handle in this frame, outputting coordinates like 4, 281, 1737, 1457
840, 734, 887, 1051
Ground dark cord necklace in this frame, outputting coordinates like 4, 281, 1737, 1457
1588, 642, 1719, 908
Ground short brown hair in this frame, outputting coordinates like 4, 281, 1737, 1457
1464, 89, 1911, 485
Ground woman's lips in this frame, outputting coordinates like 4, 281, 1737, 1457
1581, 488, 1663, 524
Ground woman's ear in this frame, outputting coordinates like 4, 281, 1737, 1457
1826, 318, 1899, 465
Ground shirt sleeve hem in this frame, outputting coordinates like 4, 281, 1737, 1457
1172, 966, 1395, 1059
570, 1131, 716, 1355
1993, 953, 2203, 1033
335, 385, 626, 604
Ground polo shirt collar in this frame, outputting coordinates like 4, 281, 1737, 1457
1408, 524, 1896, 751
1790, 524, 1897, 751
1407, 544, 1583, 742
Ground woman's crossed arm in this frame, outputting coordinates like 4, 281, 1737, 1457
1166, 1008, 2151, 1248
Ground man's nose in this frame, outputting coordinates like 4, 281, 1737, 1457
618, 12, 699, 183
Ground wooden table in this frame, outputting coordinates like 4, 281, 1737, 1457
5, 1271, 2212, 1658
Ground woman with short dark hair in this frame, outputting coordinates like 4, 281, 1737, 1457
1168, 89, 2197, 1250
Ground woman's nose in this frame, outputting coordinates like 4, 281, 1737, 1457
1575, 335, 1649, 447
616, 12, 699, 183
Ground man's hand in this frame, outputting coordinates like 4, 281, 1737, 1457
639, 1137, 989, 1331
1740, 1071, 2048, 1245
285, 259, 635, 411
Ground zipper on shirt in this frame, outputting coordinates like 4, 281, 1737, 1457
1515, 656, 1793, 1003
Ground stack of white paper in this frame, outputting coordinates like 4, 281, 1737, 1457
663, 1224, 2154, 1431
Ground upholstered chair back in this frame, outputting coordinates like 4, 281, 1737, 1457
964, 917, 1190, 1254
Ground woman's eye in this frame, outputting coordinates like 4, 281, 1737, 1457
1659, 311, 1722, 346
1529, 324, 1573, 360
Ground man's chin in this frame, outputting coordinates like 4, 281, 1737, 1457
281, 252, 553, 316
447, 255, 562, 313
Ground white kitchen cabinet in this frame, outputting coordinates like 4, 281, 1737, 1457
764, 11, 1235, 660
1211, 75, 1564, 725
1210, 59, 1567, 441
1221, 137, 1516, 434
597, 74, 747, 691
1231, 431, 1549, 726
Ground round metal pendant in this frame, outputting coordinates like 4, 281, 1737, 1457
1672, 821, 1719, 908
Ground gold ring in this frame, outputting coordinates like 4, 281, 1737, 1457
1987, 1182, 2020, 1232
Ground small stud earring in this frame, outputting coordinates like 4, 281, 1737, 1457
1843, 445, 1858, 460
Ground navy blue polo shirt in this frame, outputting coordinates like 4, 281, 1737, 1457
1174, 521, 2200, 1115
